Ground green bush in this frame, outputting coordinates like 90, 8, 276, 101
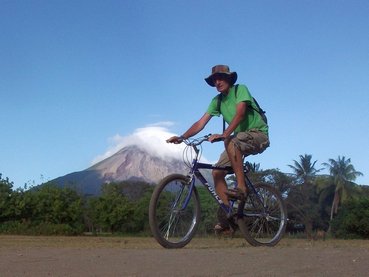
0, 220, 84, 235
331, 198, 369, 239
0, 221, 28, 234
30, 223, 84, 236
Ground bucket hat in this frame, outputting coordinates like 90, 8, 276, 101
205, 65, 238, 87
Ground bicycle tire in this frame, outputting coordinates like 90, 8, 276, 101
237, 183, 287, 246
149, 174, 201, 248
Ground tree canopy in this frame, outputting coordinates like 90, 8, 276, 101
0, 155, 367, 239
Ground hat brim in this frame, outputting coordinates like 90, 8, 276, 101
205, 72, 238, 87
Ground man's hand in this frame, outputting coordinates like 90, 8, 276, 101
208, 134, 225, 143
166, 136, 184, 144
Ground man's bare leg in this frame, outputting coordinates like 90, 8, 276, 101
224, 139, 248, 194
212, 169, 229, 206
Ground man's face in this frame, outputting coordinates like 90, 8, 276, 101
213, 75, 231, 93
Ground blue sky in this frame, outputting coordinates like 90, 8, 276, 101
1, 0, 368, 189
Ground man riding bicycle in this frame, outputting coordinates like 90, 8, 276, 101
167, 65, 269, 232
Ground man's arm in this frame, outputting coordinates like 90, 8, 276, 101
208, 101, 247, 142
223, 101, 247, 137
167, 113, 212, 144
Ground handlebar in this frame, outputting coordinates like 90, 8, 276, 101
180, 134, 225, 168
183, 134, 224, 147
182, 135, 209, 146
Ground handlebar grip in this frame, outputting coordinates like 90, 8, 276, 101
211, 137, 225, 142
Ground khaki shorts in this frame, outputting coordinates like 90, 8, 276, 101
216, 129, 270, 167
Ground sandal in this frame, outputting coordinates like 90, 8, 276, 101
214, 207, 237, 236
215, 207, 230, 232
225, 188, 248, 201
214, 222, 230, 232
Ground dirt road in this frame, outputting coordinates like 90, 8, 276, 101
1, 236, 368, 276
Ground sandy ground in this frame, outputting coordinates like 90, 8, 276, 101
0, 236, 369, 277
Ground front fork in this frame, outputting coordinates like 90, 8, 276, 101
180, 174, 196, 210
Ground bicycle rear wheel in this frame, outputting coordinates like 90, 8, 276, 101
149, 174, 201, 248
237, 183, 287, 246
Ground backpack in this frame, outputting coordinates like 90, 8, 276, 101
216, 84, 268, 131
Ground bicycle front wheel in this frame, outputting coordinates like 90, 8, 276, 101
149, 174, 201, 248
237, 183, 287, 246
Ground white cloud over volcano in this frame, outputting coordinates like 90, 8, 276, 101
91, 122, 188, 165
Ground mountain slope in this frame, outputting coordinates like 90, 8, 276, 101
52, 145, 188, 195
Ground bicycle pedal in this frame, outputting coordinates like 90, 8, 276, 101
229, 222, 238, 232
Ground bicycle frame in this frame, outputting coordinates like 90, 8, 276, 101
182, 138, 264, 217
188, 161, 230, 211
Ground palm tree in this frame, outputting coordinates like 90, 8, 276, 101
249, 162, 261, 172
322, 156, 363, 220
288, 154, 322, 184
287, 154, 322, 238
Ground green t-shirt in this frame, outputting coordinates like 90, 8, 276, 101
206, 84, 268, 135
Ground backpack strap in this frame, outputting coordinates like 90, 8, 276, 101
251, 97, 267, 120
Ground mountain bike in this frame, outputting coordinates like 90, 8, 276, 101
149, 134, 287, 248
